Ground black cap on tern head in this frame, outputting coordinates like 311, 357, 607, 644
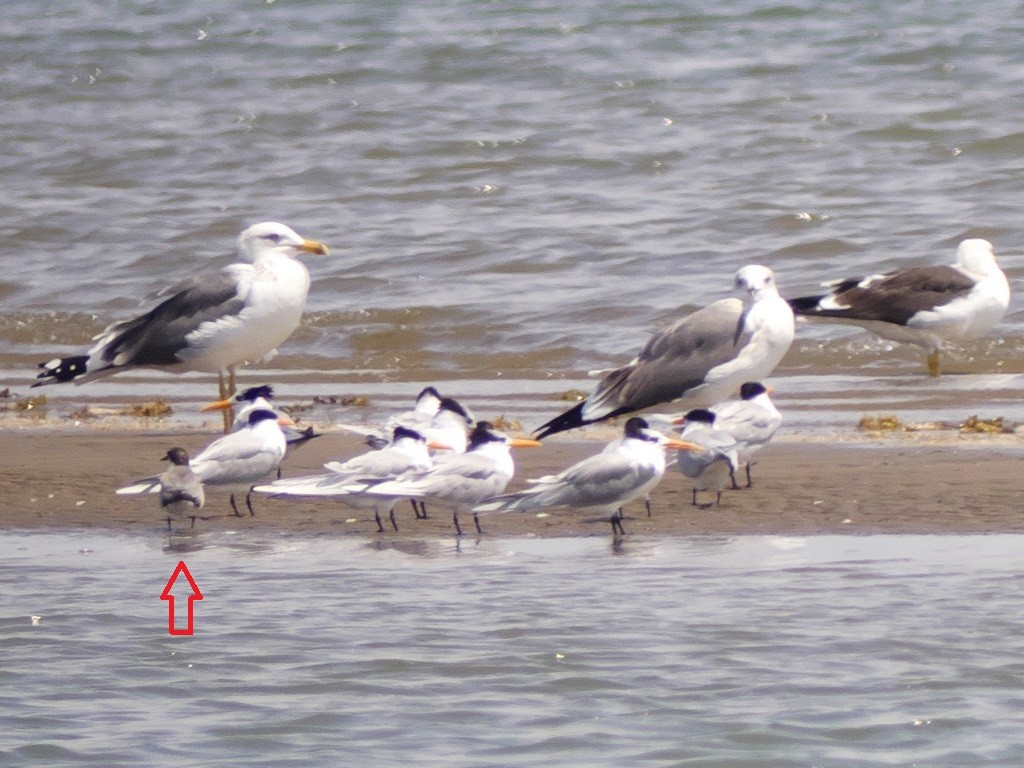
684, 408, 716, 425
438, 397, 473, 424
235, 385, 274, 403
392, 425, 426, 443
739, 382, 767, 400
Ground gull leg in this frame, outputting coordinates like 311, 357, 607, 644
691, 488, 699, 507
217, 371, 232, 433
927, 349, 941, 377
730, 466, 740, 491
166, 516, 172, 532
473, 512, 482, 535
227, 366, 237, 398
453, 511, 463, 537
745, 462, 754, 489
229, 493, 243, 517
645, 498, 652, 518
389, 508, 399, 532
375, 510, 385, 533
190, 515, 197, 529
245, 487, 256, 517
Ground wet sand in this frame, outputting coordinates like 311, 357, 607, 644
2, 426, 1023, 538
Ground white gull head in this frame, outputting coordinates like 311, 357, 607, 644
237, 221, 329, 262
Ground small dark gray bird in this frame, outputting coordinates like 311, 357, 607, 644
158, 447, 205, 530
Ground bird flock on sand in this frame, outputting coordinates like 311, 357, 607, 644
32, 225, 1011, 538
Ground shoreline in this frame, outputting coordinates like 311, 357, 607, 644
3, 427, 1024, 538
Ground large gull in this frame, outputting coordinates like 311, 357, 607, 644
535, 265, 794, 439
33, 222, 329, 426
788, 239, 1009, 376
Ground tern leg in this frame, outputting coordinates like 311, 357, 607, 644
473, 512, 482, 535
745, 462, 754, 489
691, 488, 699, 507
375, 511, 385, 533
610, 508, 626, 537
453, 511, 463, 537
245, 487, 256, 517
389, 508, 399, 532
190, 515, 197, 529
410, 499, 422, 519
645, 498, 652, 517
730, 466, 740, 491
166, 516, 172, 531
229, 493, 243, 517
927, 349, 941, 377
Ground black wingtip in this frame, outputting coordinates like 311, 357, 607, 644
787, 295, 826, 315
34, 355, 90, 386
533, 401, 589, 440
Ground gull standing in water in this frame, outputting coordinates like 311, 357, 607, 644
535, 265, 794, 439
708, 381, 782, 488
788, 239, 1009, 376
254, 426, 437, 533
158, 447, 205, 531
475, 417, 700, 537
118, 409, 288, 517
33, 222, 329, 430
355, 421, 541, 536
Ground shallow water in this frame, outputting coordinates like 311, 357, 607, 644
2, 1, 1024, 431
2, 530, 1024, 766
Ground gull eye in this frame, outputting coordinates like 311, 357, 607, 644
262, 232, 282, 244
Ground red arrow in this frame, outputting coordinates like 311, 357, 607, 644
160, 561, 203, 636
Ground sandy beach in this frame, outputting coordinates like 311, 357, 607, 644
2, 423, 1023, 538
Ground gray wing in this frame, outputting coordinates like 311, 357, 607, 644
93, 271, 244, 367
478, 453, 657, 513
159, 466, 205, 509
583, 299, 747, 421
711, 401, 781, 446
676, 427, 740, 477
190, 429, 284, 485
792, 266, 975, 325
371, 454, 511, 505
549, 452, 658, 508
324, 447, 424, 482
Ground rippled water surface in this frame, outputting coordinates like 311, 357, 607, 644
2, 532, 1024, 766
3, 0, 1024, 430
